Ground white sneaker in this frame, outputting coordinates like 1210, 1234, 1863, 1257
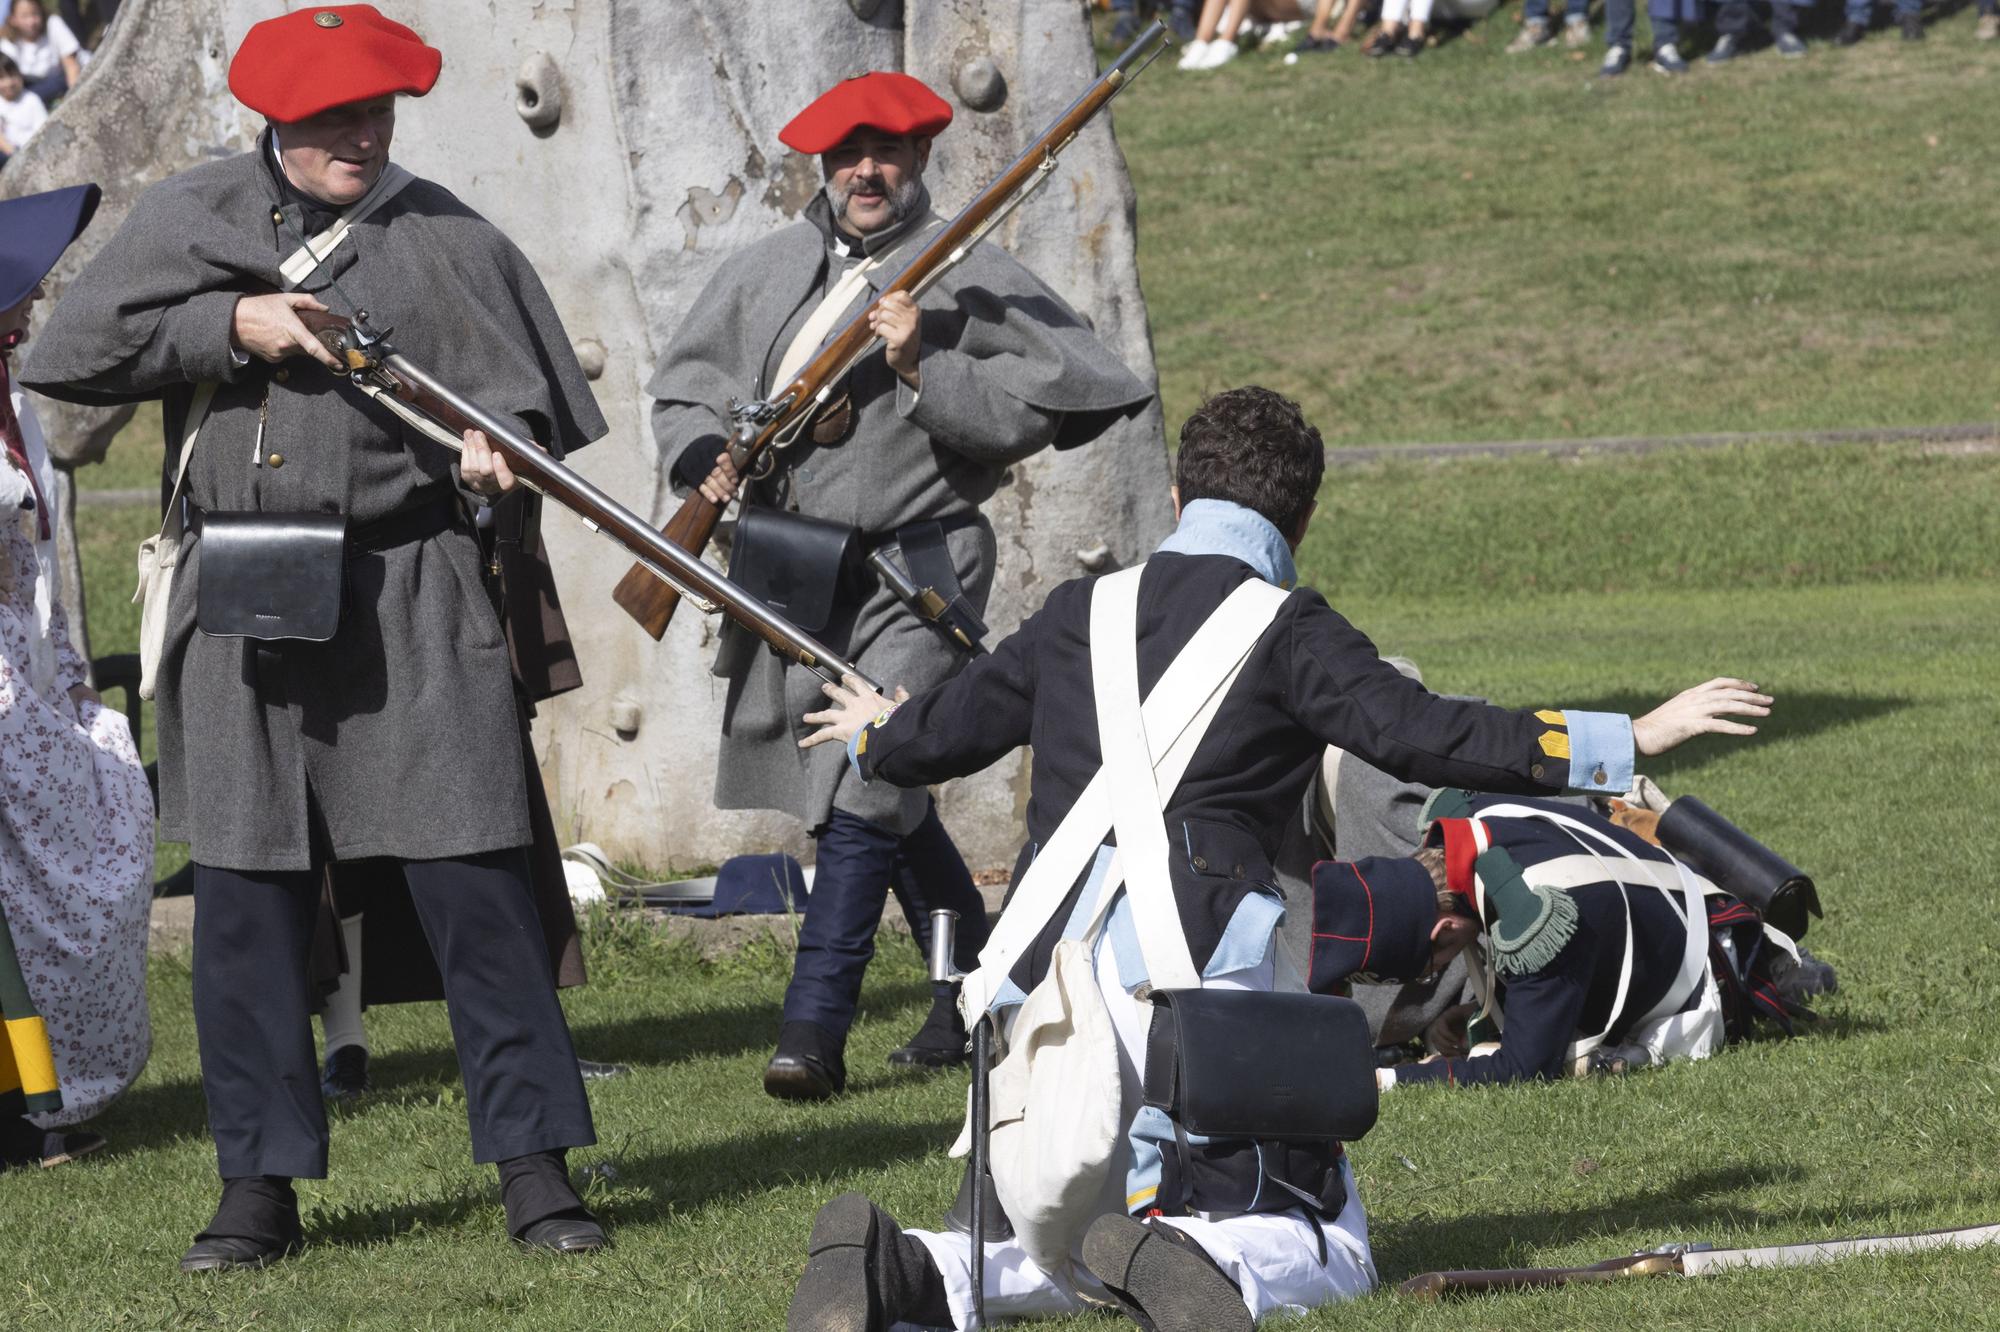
1563, 15, 1592, 45
1199, 37, 1241, 67
1177, 38, 1212, 69
1267, 19, 1305, 38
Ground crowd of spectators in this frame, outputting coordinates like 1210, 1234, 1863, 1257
1111, 0, 1997, 75
0, 0, 118, 169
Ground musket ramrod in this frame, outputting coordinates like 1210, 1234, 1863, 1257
607, 21, 1172, 640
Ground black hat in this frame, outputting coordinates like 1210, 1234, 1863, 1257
1307, 856, 1440, 991
0, 184, 100, 315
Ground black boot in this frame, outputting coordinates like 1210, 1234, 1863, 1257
786, 1192, 952, 1332
888, 984, 968, 1070
500, 1149, 607, 1253
320, 1044, 371, 1102
765, 1020, 847, 1101
1082, 1213, 1252, 1332
0, 1115, 105, 1170
180, 1176, 304, 1273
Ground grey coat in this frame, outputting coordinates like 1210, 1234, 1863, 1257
24, 145, 606, 871
649, 192, 1151, 834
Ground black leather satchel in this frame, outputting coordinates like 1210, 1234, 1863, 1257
728, 506, 864, 633
195, 511, 349, 642
1143, 989, 1380, 1143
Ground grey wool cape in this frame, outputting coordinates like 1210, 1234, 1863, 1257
649, 190, 1152, 834
24, 142, 607, 872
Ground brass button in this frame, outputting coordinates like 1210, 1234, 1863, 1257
1191, 855, 1209, 872
1532, 763, 1546, 781
1232, 864, 1246, 880
313, 10, 343, 27
270, 208, 284, 224
1593, 766, 1608, 786
266, 452, 285, 468
273, 367, 290, 384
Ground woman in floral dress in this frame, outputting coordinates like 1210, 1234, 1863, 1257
0, 182, 151, 1167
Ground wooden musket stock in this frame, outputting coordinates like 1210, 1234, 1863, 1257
608, 21, 1171, 640
302, 310, 882, 692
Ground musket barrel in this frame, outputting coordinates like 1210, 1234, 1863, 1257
374, 350, 883, 693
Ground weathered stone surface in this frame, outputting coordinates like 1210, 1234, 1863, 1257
11, 0, 1172, 872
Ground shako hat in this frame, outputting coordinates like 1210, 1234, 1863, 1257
1428, 814, 1580, 977
228, 6, 442, 123
0, 184, 100, 316
1306, 856, 1440, 992
778, 71, 953, 155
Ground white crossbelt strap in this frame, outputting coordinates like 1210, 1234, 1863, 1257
277, 162, 417, 290
1468, 804, 1711, 1055
960, 565, 1291, 1019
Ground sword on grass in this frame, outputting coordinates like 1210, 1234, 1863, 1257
1399, 1223, 2000, 1298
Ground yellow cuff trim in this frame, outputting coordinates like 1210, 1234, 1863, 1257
1537, 729, 1571, 760
855, 728, 869, 756
1535, 709, 1566, 726
1126, 1185, 1159, 1209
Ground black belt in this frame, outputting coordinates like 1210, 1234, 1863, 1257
861, 510, 984, 553
188, 495, 462, 559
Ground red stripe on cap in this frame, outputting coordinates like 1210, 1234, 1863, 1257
1437, 818, 1480, 913
1349, 862, 1378, 974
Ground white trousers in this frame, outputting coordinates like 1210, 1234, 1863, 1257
1381, 0, 1436, 23
910, 934, 1377, 1328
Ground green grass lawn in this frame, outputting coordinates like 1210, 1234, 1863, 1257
24, 12, 2000, 1327
9, 574, 1997, 1330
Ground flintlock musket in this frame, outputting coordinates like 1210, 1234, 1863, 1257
608, 21, 1173, 641
302, 309, 882, 692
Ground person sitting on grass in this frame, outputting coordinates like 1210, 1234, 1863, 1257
1308, 791, 1814, 1091
0, 53, 47, 168
1294, 0, 1370, 53
1362, 0, 1431, 58
1178, 0, 1310, 67
785, 384, 1771, 1332
0, 0, 80, 106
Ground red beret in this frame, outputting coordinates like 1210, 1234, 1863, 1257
229, 6, 441, 124
777, 72, 953, 155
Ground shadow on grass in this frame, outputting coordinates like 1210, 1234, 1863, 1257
563, 976, 936, 1071
1559, 691, 1913, 780
1371, 1160, 1997, 1281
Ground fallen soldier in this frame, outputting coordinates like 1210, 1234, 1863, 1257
1308, 791, 1816, 1089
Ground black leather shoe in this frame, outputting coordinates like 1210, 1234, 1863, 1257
320, 1044, 370, 1101
786, 1193, 951, 1332
179, 1233, 300, 1274
1833, 18, 1867, 42
764, 1021, 847, 1101
517, 1214, 608, 1254
888, 986, 968, 1070
1082, 1214, 1251, 1332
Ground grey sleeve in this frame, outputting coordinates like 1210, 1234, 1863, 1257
897, 346, 1060, 465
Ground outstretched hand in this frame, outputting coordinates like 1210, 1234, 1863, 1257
800, 674, 909, 751
1632, 678, 1773, 757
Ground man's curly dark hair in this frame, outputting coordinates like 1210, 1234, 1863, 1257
1174, 386, 1325, 539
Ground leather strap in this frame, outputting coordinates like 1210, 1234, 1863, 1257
278, 163, 417, 290
959, 566, 1291, 1021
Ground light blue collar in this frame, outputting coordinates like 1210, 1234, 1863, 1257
1154, 499, 1297, 589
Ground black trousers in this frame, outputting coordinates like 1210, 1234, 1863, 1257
192, 847, 595, 1179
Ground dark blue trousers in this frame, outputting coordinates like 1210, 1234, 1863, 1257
781, 799, 989, 1041
192, 847, 595, 1179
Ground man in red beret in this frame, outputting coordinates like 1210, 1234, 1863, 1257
25, 5, 610, 1271
649, 71, 1153, 1105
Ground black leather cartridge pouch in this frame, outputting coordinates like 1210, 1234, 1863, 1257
713, 505, 864, 678
1143, 989, 1381, 1144
195, 511, 349, 642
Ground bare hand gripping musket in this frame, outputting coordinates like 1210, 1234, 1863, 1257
608, 22, 1173, 641
302, 309, 883, 692
1398, 1222, 2000, 1299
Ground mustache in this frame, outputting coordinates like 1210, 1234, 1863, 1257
829, 174, 923, 229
